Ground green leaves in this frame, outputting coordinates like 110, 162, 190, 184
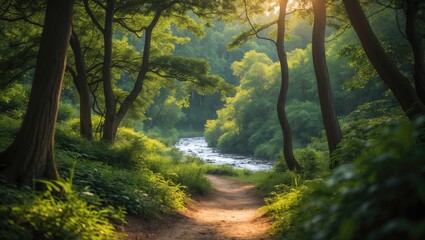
264, 120, 425, 240
0, 170, 126, 240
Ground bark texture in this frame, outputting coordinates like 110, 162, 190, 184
312, 0, 342, 162
0, 0, 73, 187
276, 0, 301, 171
342, 0, 425, 119
101, 0, 117, 143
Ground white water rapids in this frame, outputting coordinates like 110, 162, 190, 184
175, 137, 273, 171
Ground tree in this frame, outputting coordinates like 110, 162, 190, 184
311, 0, 342, 161
276, 0, 301, 171
0, 0, 73, 187
68, 30, 93, 140
83, 0, 237, 143
405, 0, 425, 104
0, 1, 43, 89
342, 0, 425, 120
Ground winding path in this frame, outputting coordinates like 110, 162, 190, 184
125, 175, 272, 240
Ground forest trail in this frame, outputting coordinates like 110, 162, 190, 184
125, 175, 273, 240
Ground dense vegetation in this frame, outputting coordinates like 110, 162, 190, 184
1, 0, 424, 239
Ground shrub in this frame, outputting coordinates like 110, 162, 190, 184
57, 152, 187, 216
57, 103, 76, 122
0, 175, 125, 240
203, 164, 240, 176
267, 120, 425, 240
294, 148, 327, 180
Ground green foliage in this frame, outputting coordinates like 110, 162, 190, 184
167, 156, 212, 195
57, 152, 186, 216
0, 115, 20, 151
0, 175, 125, 240
205, 51, 282, 159
203, 164, 240, 176
264, 120, 425, 240
56, 120, 211, 208
57, 102, 76, 122
254, 171, 301, 196
286, 100, 323, 146
294, 148, 327, 180
331, 99, 404, 166
262, 183, 316, 237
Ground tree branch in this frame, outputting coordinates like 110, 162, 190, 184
83, 0, 105, 34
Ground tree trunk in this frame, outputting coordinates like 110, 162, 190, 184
342, 0, 425, 119
276, 0, 301, 171
405, 0, 425, 105
312, 0, 343, 164
0, 0, 73, 187
69, 30, 93, 140
104, 10, 162, 143
102, 0, 117, 143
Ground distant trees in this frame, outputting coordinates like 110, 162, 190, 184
205, 51, 283, 158
0, 0, 74, 187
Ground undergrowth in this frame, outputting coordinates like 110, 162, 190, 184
261, 119, 425, 239
0, 118, 213, 239
0, 171, 126, 240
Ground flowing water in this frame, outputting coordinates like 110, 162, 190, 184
175, 137, 273, 171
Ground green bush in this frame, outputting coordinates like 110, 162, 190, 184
254, 171, 302, 196
0, 175, 125, 240
57, 103, 76, 122
294, 148, 327, 180
203, 164, 240, 176
57, 151, 187, 216
0, 115, 20, 151
266, 120, 425, 240
331, 99, 405, 167
170, 162, 211, 195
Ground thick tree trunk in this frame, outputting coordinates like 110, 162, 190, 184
69, 30, 93, 140
342, 0, 425, 119
405, 0, 425, 105
102, 0, 117, 143
276, 0, 301, 171
0, 0, 73, 187
312, 0, 342, 163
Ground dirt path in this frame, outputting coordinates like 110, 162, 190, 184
125, 175, 272, 240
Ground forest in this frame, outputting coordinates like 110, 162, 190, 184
0, 0, 424, 239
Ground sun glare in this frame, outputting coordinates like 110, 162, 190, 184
265, 0, 298, 16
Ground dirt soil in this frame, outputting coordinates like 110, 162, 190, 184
125, 175, 273, 240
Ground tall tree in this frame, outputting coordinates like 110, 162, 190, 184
276, 0, 301, 171
312, 0, 342, 162
0, 0, 73, 187
342, 0, 425, 120
83, 0, 116, 142
68, 29, 93, 140
84, 0, 236, 143
405, 0, 425, 104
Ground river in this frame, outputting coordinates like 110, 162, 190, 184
175, 137, 273, 171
